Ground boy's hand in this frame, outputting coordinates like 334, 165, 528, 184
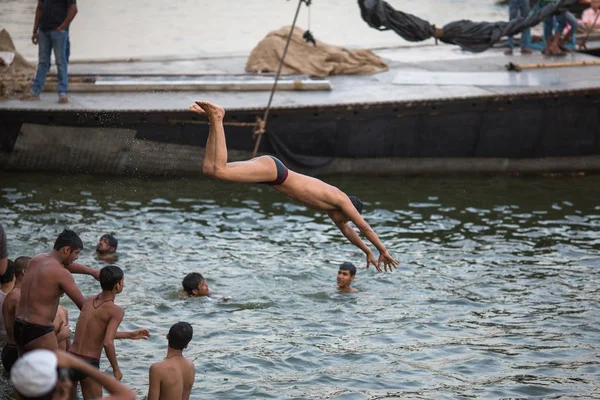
378, 252, 398, 272
129, 328, 150, 340
113, 367, 123, 381
365, 251, 378, 271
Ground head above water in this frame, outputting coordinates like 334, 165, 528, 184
337, 262, 356, 289
348, 196, 363, 214
97, 234, 118, 254
14, 256, 31, 279
168, 321, 193, 350
182, 272, 209, 297
0, 260, 15, 284
100, 265, 124, 292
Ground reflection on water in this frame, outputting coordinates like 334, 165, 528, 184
1, 0, 506, 61
1, 172, 599, 399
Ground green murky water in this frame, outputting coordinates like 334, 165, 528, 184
0, 172, 599, 399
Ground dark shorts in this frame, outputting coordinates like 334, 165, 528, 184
68, 351, 100, 381
260, 156, 289, 186
1, 343, 18, 373
13, 318, 54, 348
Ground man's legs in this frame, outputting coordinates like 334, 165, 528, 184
505, 0, 519, 54
51, 30, 69, 102
30, 30, 52, 97
191, 101, 277, 183
519, 0, 532, 52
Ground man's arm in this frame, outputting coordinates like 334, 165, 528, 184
183, 361, 195, 400
65, 262, 100, 280
56, 350, 135, 400
56, 3, 77, 32
147, 364, 162, 400
0, 224, 7, 276
59, 270, 86, 310
32, 0, 43, 44
104, 308, 125, 381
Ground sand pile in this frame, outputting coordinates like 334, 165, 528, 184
0, 29, 35, 97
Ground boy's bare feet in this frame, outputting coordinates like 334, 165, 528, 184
521, 47, 532, 55
504, 48, 513, 55
58, 95, 68, 104
194, 101, 225, 119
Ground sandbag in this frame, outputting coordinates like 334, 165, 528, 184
245, 26, 388, 78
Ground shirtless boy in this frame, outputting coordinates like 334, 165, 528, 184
2, 256, 30, 372
190, 101, 398, 273
337, 262, 358, 293
15, 230, 92, 355
147, 321, 195, 400
69, 265, 149, 399
96, 233, 118, 263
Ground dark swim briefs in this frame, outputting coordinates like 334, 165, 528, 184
260, 156, 289, 186
1, 343, 18, 373
68, 351, 101, 381
13, 318, 54, 348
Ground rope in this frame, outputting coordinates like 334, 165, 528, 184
251, 0, 310, 158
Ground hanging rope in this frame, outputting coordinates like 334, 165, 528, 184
251, 0, 311, 158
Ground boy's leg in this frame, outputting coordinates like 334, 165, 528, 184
191, 101, 277, 183
81, 377, 102, 400
29, 30, 52, 97
51, 30, 69, 102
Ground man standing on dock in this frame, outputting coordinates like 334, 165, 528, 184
21, 0, 78, 103
190, 101, 398, 273
505, 0, 533, 55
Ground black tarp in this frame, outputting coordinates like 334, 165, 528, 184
358, 0, 578, 52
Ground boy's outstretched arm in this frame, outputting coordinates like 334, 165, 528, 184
338, 200, 399, 272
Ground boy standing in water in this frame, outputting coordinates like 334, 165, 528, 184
69, 265, 150, 399
2, 256, 30, 372
337, 262, 358, 293
147, 322, 195, 400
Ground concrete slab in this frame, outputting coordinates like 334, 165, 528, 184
1, 46, 599, 112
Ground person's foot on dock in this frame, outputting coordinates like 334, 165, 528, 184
504, 48, 513, 56
521, 47, 532, 55
58, 95, 69, 104
191, 101, 225, 120
20, 92, 40, 101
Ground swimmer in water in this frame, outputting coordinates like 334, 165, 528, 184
96, 234, 118, 263
337, 262, 358, 293
190, 101, 398, 273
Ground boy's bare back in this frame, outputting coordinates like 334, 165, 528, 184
149, 357, 195, 400
70, 295, 123, 358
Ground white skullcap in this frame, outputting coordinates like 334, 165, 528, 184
11, 349, 58, 397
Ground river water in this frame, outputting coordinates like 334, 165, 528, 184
0, 0, 507, 62
0, 172, 599, 399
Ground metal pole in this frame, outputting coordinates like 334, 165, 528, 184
252, 0, 306, 157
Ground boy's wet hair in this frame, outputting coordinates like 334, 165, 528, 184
348, 196, 363, 214
168, 321, 193, 350
100, 234, 118, 251
339, 262, 357, 277
14, 256, 31, 277
99, 265, 124, 291
53, 229, 83, 251
0, 260, 15, 284
182, 272, 204, 295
